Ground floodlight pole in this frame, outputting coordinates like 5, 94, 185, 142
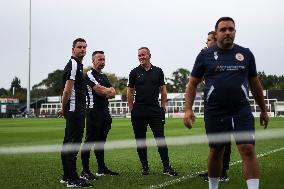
26, 0, 31, 114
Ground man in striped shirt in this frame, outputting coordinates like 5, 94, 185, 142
60, 38, 92, 188
80, 51, 119, 179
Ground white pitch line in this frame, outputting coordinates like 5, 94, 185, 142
0, 129, 284, 154
146, 146, 284, 189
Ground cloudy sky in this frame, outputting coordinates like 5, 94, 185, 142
0, 0, 283, 89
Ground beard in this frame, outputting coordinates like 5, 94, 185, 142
98, 64, 105, 70
221, 37, 234, 49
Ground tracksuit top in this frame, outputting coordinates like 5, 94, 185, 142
191, 44, 257, 115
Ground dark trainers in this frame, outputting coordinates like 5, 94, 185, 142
198, 172, 208, 178
59, 177, 68, 184
80, 170, 98, 180
163, 166, 178, 176
96, 168, 119, 176
203, 176, 209, 182
66, 179, 93, 188
141, 166, 149, 175
198, 171, 209, 182
220, 173, 230, 182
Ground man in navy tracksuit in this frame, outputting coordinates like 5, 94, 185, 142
183, 17, 269, 189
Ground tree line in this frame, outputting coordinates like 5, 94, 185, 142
1, 68, 284, 103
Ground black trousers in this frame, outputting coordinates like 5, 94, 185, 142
81, 108, 111, 171
61, 111, 85, 180
131, 105, 169, 169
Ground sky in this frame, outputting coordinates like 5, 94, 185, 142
0, 0, 283, 89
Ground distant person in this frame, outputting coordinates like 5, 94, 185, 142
206, 31, 216, 48
60, 38, 92, 187
183, 17, 269, 189
198, 31, 231, 182
80, 51, 119, 179
127, 47, 177, 176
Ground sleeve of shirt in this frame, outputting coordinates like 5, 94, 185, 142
86, 70, 99, 89
247, 49, 258, 77
127, 70, 135, 88
66, 59, 78, 81
64, 59, 77, 81
191, 51, 205, 78
158, 68, 166, 86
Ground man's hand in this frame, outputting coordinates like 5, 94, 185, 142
260, 111, 269, 129
58, 109, 64, 118
106, 87, 116, 99
183, 109, 195, 129
128, 105, 133, 112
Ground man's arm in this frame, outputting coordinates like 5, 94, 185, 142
183, 76, 202, 129
160, 85, 167, 110
61, 80, 74, 117
127, 87, 135, 112
93, 85, 116, 99
249, 76, 269, 128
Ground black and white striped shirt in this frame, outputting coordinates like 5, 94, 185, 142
62, 56, 86, 114
85, 69, 112, 109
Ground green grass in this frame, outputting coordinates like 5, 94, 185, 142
0, 117, 283, 189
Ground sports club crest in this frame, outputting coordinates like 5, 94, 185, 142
235, 53, 244, 62
214, 51, 218, 60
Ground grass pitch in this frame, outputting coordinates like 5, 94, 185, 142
0, 117, 283, 189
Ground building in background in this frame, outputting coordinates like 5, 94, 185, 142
1, 90, 280, 118
0, 98, 20, 118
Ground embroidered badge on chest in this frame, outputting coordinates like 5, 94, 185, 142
138, 74, 143, 79
214, 51, 218, 60
235, 53, 244, 62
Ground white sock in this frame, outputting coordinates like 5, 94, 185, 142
246, 179, 259, 189
209, 177, 219, 189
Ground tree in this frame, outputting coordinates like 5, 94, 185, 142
258, 71, 284, 90
15, 88, 27, 103
0, 88, 8, 97
116, 77, 128, 95
105, 73, 118, 87
105, 73, 128, 95
5, 77, 27, 102
167, 68, 190, 93
33, 69, 64, 96
10, 76, 21, 93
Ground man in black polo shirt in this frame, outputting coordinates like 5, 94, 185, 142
80, 51, 119, 179
127, 47, 177, 176
183, 17, 269, 189
60, 38, 92, 188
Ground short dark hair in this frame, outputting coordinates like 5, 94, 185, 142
208, 31, 215, 36
92, 51, 104, 57
72, 38, 86, 48
138, 47, 151, 54
215, 17, 235, 30
208, 31, 216, 41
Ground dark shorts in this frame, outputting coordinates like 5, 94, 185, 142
85, 108, 112, 142
204, 105, 255, 148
